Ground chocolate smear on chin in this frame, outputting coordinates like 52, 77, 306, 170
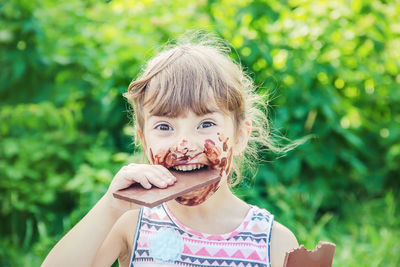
175, 180, 219, 206
175, 137, 231, 206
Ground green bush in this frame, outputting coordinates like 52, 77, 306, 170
0, 102, 135, 266
0, 102, 87, 265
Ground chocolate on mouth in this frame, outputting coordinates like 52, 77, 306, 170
150, 136, 231, 177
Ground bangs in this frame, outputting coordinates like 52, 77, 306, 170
142, 49, 232, 117
144, 83, 219, 118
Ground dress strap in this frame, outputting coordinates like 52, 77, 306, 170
267, 219, 274, 267
129, 207, 144, 267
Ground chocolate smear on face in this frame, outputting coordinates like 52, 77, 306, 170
151, 148, 172, 166
149, 133, 233, 206
219, 157, 227, 171
223, 142, 228, 152
204, 139, 221, 167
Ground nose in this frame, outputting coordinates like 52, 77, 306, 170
170, 120, 204, 154
172, 137, 201, 154
172, 138, 189, 153
178, 139, 188, 149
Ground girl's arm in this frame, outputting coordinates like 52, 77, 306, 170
42, 194, 129, 267
91, 209, 140, 267
42, 163, 176, 267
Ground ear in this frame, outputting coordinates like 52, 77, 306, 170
234, 120, 252, 156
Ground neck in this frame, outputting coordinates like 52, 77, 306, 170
166, 179, 248, 220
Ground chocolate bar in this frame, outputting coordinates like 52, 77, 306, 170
113, 168, 220, 208
283, 241, 336, 267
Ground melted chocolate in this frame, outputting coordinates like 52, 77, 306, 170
149, 133, 233, 206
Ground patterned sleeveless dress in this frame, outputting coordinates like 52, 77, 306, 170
129, 203, 274, 267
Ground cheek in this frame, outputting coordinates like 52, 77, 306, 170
204, 133, 234, 176
149, 147, 167, 165
147, 140, 172, 165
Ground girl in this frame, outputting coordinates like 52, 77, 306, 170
43, 33, 298, 267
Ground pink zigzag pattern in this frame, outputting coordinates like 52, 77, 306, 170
131, 204, 273, 266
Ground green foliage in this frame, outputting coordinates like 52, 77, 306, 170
0, 102, 86, 265
332, 192, 400, 266
0, 101, 134, 266
1, 0, 399, 266
208, 0, 400, 197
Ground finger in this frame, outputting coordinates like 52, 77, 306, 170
127, 173, 152, 189
117, 168, 152, 190
143, 172, 169, 188
137, 178, 152, 189
154, 165, 177, 181
151, 165, 176, 185
116, 164, 171, 189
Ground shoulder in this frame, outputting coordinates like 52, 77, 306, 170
270, 220, 298, 267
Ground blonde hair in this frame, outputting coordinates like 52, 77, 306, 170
124, 32, 287, 187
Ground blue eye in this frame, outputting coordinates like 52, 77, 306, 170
155, 124, 173, 131
198, 121, 215, 129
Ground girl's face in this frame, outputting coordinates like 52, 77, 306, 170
139, 107, 249, 206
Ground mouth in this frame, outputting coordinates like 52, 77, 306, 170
169, 163, 208, 172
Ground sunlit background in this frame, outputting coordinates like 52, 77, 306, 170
1, 0, 399, 266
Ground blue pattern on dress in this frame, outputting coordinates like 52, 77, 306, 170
149, 227, 183, 263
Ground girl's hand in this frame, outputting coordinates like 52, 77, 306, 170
105, 163, 176, 212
